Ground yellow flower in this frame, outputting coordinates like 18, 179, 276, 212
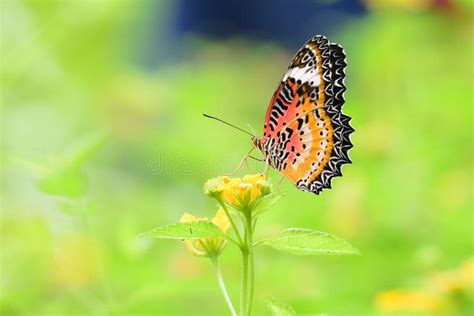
374, 258, 474, 313
204, 174, 271, 212
429, 257, 474, 294
243, 174, 272, 196
179, 209, 230, 257
374, 290, 444, 312
53, 235, 100, 288
459, 258, 474, 288
431, 271, 465, 294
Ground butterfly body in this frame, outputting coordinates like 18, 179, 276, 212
254, 35, 353, 195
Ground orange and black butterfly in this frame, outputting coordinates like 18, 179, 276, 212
206, 35, 353, 195
253, 35, 353, 194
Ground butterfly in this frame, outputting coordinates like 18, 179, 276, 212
205, 35, 353, 195
252, 35, 354, 194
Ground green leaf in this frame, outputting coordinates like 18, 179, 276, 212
253, 193, 284, 216
263, 228, 360, 256
38, 167, 88, 198
265, 297, 296, 316
9, 132, 107, 198
139, 221, 225, 240
60, 131, 107, 169
37, 132, 106, 198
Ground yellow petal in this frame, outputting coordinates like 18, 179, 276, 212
184, 240, 207, 257
243, 174, 265, 184
221, 176, 241, 190
180, 212, 208, 223
211, 208, 231, 232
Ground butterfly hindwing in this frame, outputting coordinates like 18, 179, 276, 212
259, 35, 353, 194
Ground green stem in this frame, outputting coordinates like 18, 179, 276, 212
240, 239, 249, 316
211, 256, 237, 316
217, 198, 244, 247
239, 212, 255, 316
252, 239, 266, 247
245, 213, 255, 316
77, 199, 115, 310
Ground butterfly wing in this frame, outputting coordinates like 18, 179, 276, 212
261, 35, 353, 194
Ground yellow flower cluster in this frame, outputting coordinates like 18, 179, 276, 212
374, 290, 443, 313
204, 174, 271, 211
429, 258, 474, 294
374, 257, 474, 313
179, 209, 230, 257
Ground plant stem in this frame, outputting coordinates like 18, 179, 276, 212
76, 199, 115, 310
211, 256, 237, 316
245, 213, 255, 316
240, 239, 249, 316
239, 212, 255, 316
217, 198, 244, 247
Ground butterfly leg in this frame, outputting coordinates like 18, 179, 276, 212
244, 155, 266, 174
276, 175, 285, 192
243, 158, 250, 174
226, 147, 255, 176
248, 155, 264, 162
262, 158, 270, 177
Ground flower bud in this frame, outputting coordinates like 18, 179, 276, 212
203, 177, 224, 199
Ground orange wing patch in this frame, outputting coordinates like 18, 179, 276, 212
279, 100, 335, 186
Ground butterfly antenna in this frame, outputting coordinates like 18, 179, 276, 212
247, 123, 257, 136
203, 114, 254, 137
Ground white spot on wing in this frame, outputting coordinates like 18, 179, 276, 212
282, 64, 320, 87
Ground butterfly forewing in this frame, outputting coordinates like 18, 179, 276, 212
259, 35, 353, 194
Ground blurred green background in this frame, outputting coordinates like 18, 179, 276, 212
1, 0, 473, 315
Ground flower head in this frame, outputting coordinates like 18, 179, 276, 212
374, 290, 444, 313
205, 174, 272, 212
374, 258, 474, 313
179, 209, 230, 257
429, 257, 474, 294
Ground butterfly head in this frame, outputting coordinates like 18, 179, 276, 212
252, 137, 261, 150
252, 136, 267, 153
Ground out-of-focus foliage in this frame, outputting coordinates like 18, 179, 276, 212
266, 297, 297, 316
1, 0, 472, 315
